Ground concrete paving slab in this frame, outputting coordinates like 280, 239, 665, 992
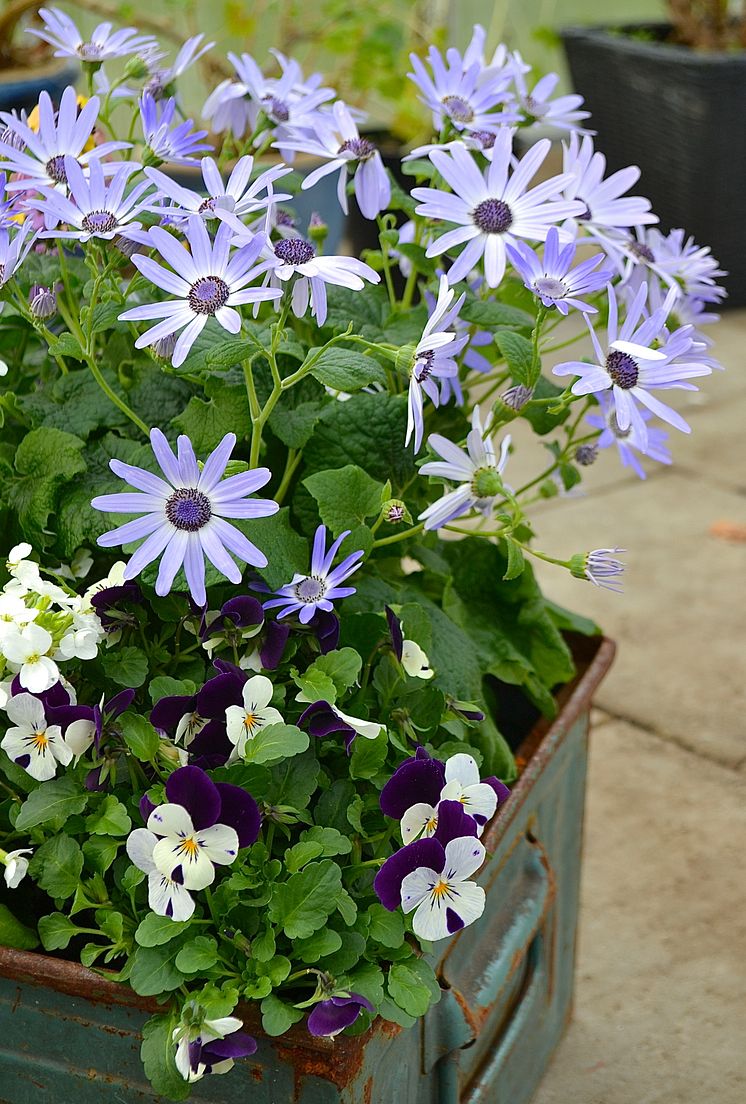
669, 394, 746, 497
533, 719, 746, 1104
526, 472, 746, 767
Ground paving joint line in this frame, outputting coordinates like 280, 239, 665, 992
591, 704, 744, 774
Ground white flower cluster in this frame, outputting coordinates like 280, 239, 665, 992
0, 543, 111, 698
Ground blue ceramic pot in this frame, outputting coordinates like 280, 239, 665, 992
0, 60, 79, 115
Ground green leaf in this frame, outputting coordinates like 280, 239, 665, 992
304, 393, 416, 487
141, 1015, 191, 1101
395, 242, 436, 277
304, 649, 362, 697
130, 943, 187, 996
38, 912, 79, 951
15, 778, 88, 831
148, 676, 196, 704
368, 904, 405, 948
100, 645, 149, 688
520, 375, 570, 435
461, 300, 534, 329
307, 346, 387, 391
47, 332, 85, 361
349, 728, 388, 780
304, 464, 384, 535
261, 994, 304, 1036
285, 841, 325, 873
502, 537, 525, 580
545, 598, 600, 637
82, 836, 120, 874
9, 427, 87, 545
268, 398, 325, 449
242, 722, 309, 765
315, 780, 356, 832
119, 713, 160, 761
135, 913, 192, 948
0, 903, 39, 950
496, 331, 535, 387
387, 959, 441, 1017
293, 928, 343, 963
268, 859, 343, 939
205, 338, 256, 369
243, 507, 308, 591
175, 936, 219, 973
292, 665, 338, 705
299, 826, 352, 857
85, 795, 132, 837
28, 835, 83, 899
172, 379, 250, 453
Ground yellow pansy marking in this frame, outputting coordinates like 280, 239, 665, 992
431, 879, 450, 900
31, 730, 49, 751
425, 815, 438, 832
177, 836, 200, 859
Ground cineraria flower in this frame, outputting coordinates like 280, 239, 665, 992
172, 1005, 257, 1083
92, 429, 279, 608
0, 622, 59, 692
570, 548, 626, 593
144, 34, 214, 100
33, 156, 152, 241
128, 766, 259, 912
27, 7, 157, 63
202, 80, 255, 140
553, 282, 711, 447
405, 274, 467, 452
0, 221, 37, 290
140, 94, 211, 166
513, 67, 591, 134
0, 171, 18, 227
1, 693, 72, 780
120, 217, 280, 367
227, 49, 334, 139
419, 405, 510, 531
299, 699, 385, 752
413, 134, 585, 288
587, 392, 671, 480
506, 226, 612, 314
259, 525, 363, 623
560, 133, 657, 245
145, 154, 291, 225
617, 225, 727, 310
279, 100, 391, 219
224, 674, 284, 760
407, 33, 516, 134
307, 993, 374, 1038
0, 87, 129, 192
1, 846, 32, 889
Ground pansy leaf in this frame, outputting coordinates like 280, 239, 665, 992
268, 859, 343, 939
0, 904, 39, 950
38, 912, 80, 951
120, 713, 161, 761
175, 936, 219, 973
100, 645, 149, 688
293, 928, 343, 963
299, 826, 353, 857
130, 943, 188, 995
135, 913, 192, 947
85, 796, 132, 837
28, 835, 83, 900
260, 994, 304, 1037
242, 722, 309, 765
14, 778, 88, 831
141, 1015, 191, 1101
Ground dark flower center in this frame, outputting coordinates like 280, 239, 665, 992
262, 95, 289, 122
577, 202, 592, 222
472, 197, 513, 234
45, 155, 69, 184
77, 42, 104, 61
629, 240, 655, 263
414, 349, 435, 382
523, 94, 546, 119
165, 487, 212, 531
187, 276, 230, 315
274, 237, 315, 266
442, 95, 474, 123
81, 210, 119, 234
338, 137, 376, 160
469, 129, 496, 149
295, 575, 326, 602
606, 349, 639, 389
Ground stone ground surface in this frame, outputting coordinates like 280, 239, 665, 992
530, 311, 746, 1102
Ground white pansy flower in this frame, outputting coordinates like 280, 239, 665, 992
2, 847, 33, 888
439, 753, 498, 826
401, 640, 434, 680
0, 693, 72, 780
126, 827, 195, 921
1, 622, 59, 693
401, 836, 486, 940
148, 804, 239, 891
0, 593, 39, 638
225, 674, 284, 760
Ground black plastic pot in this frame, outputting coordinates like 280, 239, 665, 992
562, 23, 746, 306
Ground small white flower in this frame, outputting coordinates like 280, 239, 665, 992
126, 827, 195, 920
0, 593, 39, 638
439, 753, 498, 827
2, 847, 33, 888
0, 359, 8, 377
148, 804, 239, 890
172, 1007, 248, 1082
1, 693, 72, 780
57, 614, 103, 660
225, 674, 283, 760
0, 679, 13, 709
1, 622, 59, 693
6, 543, 33, 567
401, 640, 434, 680
401, 836, 486, 940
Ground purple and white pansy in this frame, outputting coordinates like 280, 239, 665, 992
172, 1005, 257, 1083
224, 674, 284, 760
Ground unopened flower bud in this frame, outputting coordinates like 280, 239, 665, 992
29, 284, 56, 319
124, 55, 152, 81
308, 211, 328, 245
275, 208, 297, 230
502, 384, 533, 411
152, 332, 177, 360
574, 443, 598, 466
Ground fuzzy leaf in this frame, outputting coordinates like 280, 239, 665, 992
304, 465, 384, 536
268, 859, 343, 939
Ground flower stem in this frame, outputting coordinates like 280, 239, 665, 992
372, 522, 424, 548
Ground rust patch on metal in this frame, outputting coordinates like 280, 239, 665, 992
363, 1074, 374, 1104
449, 985, 481, 1037
274, 1025, 371, 1094
250, 1064, 263, 1081
11, 985, 22, 1014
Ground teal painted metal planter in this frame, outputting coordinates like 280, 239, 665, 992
0, 635, 614, 1104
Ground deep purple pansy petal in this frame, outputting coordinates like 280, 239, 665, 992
105, 688, 136, 720
188, 718, 233, 769
196, 670, 246, 717
219, 595, 264, 630
432, 799, 478, 845
298, 700, 355, 739
150, 693, 196, 734
214, 782, 261, 848
379, 752, 446, 819
200, 1032, 258, 1062
374, 837, 445, 911
385, 605, 403, 661
312, 609, 340, 654
307, 996, 371, 1038
140, 793, 157, 822
259, 620, 290, 670
164, 765, 221, 829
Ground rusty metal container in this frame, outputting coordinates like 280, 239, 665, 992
0, 635, 615, 1104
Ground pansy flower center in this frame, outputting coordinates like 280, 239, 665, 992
472, 197, 513, 234
338, 137, 376, 160
82, 210, 119, 234
165, 487, 212, 531
188, 276, 230, 315
442, 95, 474, 124
472, 466, 502, 499
45, 154, 69, 184
274, 237, 315, 266
295, 575, 326, 603
431, 878, 453, 900
243, 710, 260, 731
176, 835, 201, 859
31, 730, 49, 751
606, 349, 639, 390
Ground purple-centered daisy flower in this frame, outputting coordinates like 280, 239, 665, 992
587, 392, 671, 481
33, 156, 153, 241
140, 94, 211, 167
227, 49, 334, 141
405, 274, 467, 452
506, 226, 612, 314
119, 217, 280, 367
617, 225, 727, 309
513, 67, 591, 134
91, 429, 279, 607
259, 525, 363, 624
419, 405, 510, 531
278, 100, 391, 220
0, 172, 18, 228
560, 133, 657, 246
0, 87, 130, 192
144, 154, 292, 225
143, 34, 215, 100
413, 134, 586, 288
307, 994, 374, 1038
0, 220, 36, 290
27, 6, 157, 63
552, 281, 712, 448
